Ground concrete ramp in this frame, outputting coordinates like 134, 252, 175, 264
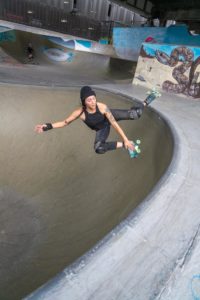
0, 28, 136, 81
0, 84, 173, 300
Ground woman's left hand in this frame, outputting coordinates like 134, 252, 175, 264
35, 124, 45, 133
124, 140, 135, 151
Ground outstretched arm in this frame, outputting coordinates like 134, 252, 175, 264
104, 105, 135, 151
35, 107, 83, 133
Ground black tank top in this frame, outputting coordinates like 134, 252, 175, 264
84, 104, 108, 131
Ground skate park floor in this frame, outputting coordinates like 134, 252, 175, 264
0, 23, 200, 300
25, 83, 200, 300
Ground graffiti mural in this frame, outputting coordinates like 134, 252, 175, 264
113, 25, 200, 62
47, 36, 92, 51
134, 43, 200, 99
0, 30, 15, 42
43, 47, 75, 62
156, 46, 200, 98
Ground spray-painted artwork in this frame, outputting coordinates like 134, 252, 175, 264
0, 29, 15, 42
134, 43, 200, 99
113, 27, 166, 61
46, 36, 116, 57
113, 25, 200, 62
47, 36, 92, 51
155, 46, 200, 98
43, 48, 74, 62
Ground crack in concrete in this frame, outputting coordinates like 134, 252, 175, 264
179, 223, 200, 268
153, 223, 200, 300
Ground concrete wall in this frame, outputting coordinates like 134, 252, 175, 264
133, 43, 200, 99
113, 24, 200, 61
0, 21, 117, 61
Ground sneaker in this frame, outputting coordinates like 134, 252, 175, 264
144, 88, 161, 106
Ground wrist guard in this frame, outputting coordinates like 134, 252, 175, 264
43, 123, 53, 131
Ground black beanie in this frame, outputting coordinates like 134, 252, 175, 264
80, 86, 96, 105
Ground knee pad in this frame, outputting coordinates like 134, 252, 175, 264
94, 142, 106, 154
129, 107, 143, 119
136, 107, 143, 118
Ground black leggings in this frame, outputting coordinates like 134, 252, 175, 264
94, 106, 143, 154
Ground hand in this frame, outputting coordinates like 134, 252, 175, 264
35, 124, 46, 133
124, 140, 135, 151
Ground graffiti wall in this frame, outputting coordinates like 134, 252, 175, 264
0, 29, 15, 42
47, 36, 92, 51
113, 26, 166, 61
133, 43, 200, 99
113, 25, 200, 62
46, 36, 116, 57
0, 28, 20, 65
42, 36, 93, 62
